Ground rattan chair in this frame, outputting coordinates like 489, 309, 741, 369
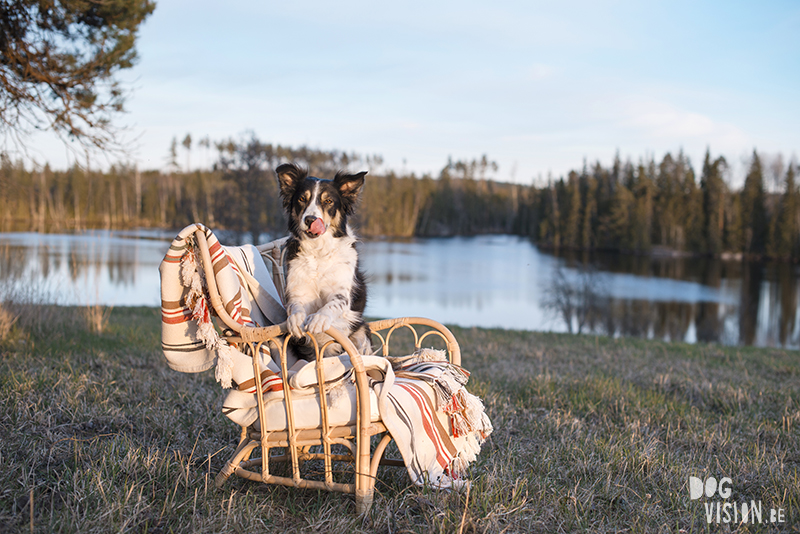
191, 230, 461, 513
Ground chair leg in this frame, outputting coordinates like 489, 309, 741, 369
216, 439, 258, 488
355, 487, 374, 515
370, 434, 393, 479
215, 461, 237, 488
298, 445, 312, 468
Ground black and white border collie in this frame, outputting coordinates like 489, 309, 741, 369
276, 163, 371, 359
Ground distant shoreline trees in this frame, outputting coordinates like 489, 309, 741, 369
1, 140, 798, 261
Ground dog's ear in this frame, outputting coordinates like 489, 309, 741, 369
333, 171, 367, 204
276, 163, 305, 199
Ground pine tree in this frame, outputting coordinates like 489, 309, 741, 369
632, 161, 654, 252
724, 194, 743, 253
581, 174, 598, 250
700, 150, 726, 255
741, 150, 768, 255
655, 153, 684, 249
772, 165, 799, 258
1, 0, 156, 151
682, 155, 705, 253
538, 180, 561, 248
600, 183, 635, 250
563, 171, 582, 248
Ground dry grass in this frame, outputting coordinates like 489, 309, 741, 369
0, 308, 797, 533
83, 301, 113, 334
0, 282, 114, 340
0, 284, 81, 342
81, 285, 114, 335
0, 303, 18, 341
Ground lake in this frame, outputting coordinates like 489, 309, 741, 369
1, 230, 798, 349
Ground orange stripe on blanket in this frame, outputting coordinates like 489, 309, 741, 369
402, 381, 458, 457
416, 383, 459, 455
211, 251, 226, 266
401, 384, 450, 469
399, 382, 454, 469
162, 309, 192, 324
225, 290, 244, 321
161, 307, 190, 318
238, 368, 278, 390
241, 381, 284, 395
208, 241, 224, 259
249, 378, 284, 394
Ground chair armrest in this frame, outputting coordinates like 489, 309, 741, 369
226, 322, 370, 395
368, 317, 461, 366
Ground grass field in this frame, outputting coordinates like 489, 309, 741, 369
0, 307, 798, 533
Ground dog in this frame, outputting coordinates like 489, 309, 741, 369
276, 162, 371, 360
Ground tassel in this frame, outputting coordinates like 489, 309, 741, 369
450, 455, 469, 477
197, 321, 218, 351
459, 432, 481, 463
461, 390, 485, 429
178, 241, 237, 389
415, 348, 447, 362
480, 412, 494, 440
432, 381, 452, 408
442, 394, 463, 415
450, 413, 470, 438
215, 344, 235, 389
180, 247, 196, 287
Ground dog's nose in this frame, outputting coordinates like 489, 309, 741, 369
304, 216, 317, 227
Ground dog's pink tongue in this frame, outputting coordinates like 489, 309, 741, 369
309, 218, 326, 236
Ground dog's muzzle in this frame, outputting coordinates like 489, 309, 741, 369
305, 216, 326, 237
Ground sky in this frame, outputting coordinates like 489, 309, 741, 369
19, 0, 800, 186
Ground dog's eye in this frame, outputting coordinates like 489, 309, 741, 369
324, 198, 333, 205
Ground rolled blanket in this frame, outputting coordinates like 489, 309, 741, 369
159, 224, 287, 388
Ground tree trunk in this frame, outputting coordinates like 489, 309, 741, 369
135, 166, 142, 220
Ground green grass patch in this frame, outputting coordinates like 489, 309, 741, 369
0, 309, 797, 532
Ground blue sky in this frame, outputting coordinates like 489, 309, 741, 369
25, 0, 800, 185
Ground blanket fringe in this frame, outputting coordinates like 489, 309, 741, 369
181, 238, 235, 389
393, 348, 494, 479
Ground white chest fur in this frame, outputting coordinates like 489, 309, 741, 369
286, 233, 358, 310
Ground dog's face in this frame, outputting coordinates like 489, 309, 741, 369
276, 163, 366, 239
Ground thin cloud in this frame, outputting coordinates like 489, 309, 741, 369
527, 63, 555, 81
619, 97, 749, 146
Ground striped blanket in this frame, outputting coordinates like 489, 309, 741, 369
373, 349, 493, 488
159, 224, 492, 489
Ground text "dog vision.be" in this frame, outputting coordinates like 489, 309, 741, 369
689, 476, 786, 525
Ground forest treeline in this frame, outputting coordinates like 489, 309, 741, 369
1, 135, 798, 260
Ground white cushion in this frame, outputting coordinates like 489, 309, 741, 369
256, 380, 381, 431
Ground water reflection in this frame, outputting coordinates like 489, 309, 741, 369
1, 232, 799, 348
0, 241, 30, 280
776, 264, 799, 346
0, 232, 169, 306
548, 250, 800, 348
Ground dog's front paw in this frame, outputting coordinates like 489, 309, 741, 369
287, 312, 307, 338
304, 312, 333, 334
